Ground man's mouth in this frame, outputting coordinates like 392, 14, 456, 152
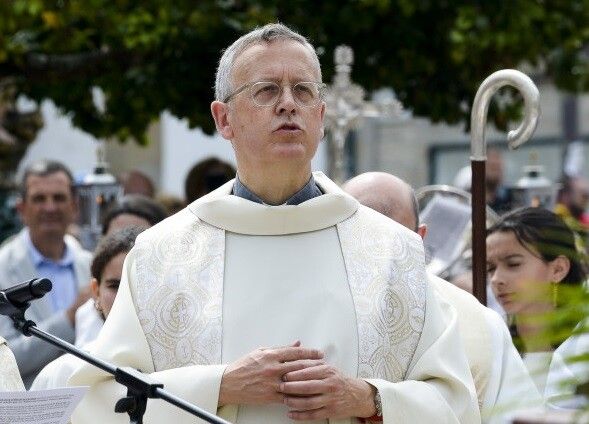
275, 123, 302, 131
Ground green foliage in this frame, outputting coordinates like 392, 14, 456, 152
1, 0, 588, 143
548, 285, 589, 345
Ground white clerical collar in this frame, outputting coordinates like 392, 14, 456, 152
189, 172, 358, 235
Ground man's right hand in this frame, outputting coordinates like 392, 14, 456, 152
218, 341, 324, 407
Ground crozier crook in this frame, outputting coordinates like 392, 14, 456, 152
470, 69, 540, 305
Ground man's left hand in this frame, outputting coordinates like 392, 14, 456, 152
280, 364, 377, 421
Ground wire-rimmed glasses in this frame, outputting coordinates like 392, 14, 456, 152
223, 81, 326, 107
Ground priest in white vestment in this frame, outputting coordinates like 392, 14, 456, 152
343, 172, 544, 423
0, 335, 25, 391
69, 23, 479, 424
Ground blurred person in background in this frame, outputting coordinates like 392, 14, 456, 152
155, 193, 185, 216
101, 194, 168, 236
118, 169, 155, 198
486, 207, 587, 395
0, 160, 92, 387
451, 148, 510, 215
555, 175, 589, 239
32, 226, 144, 390
184, 157, 235, 204
486, 148, 510, 215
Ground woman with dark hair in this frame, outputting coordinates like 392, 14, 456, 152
486, 206, 587, 396
101, 194, 168, 236
31, 226, 145, 389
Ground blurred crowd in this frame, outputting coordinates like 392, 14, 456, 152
0, 156, 235, 388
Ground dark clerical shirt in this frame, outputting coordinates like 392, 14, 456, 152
232, 175, 322, 205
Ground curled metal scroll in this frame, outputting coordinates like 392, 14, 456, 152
470, 69, 540, 161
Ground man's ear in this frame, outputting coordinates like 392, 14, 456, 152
15, 198, 23, 214
417, 224, 428, 240
71, 192, 80, 219
211, 101, 234, 140
550, 255, 571, 283
15, 198, 26, 222
319, 102, 326, 140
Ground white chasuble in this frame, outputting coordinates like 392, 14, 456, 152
0, 336, 25, 391
428, 274, 542, 423
69, 172, 479, 424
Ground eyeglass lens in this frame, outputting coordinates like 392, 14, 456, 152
251, 82, 321, 106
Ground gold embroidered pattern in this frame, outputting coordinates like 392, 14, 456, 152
337, 206, 426, 382
133, 210, 225, 370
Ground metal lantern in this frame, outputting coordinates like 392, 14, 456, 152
75, 143, 121, 250
509, 164, 558, 210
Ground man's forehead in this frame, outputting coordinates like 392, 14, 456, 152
25, 172, 72, 191
232, 40, 320, 82
573, 178, 589, 191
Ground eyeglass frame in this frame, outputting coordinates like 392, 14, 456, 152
222, 81, 327, 107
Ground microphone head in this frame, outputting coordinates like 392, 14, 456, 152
31, 278, 52, 298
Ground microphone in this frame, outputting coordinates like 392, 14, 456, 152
0, 278, 52, 306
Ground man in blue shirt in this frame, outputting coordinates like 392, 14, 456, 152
0, 160, 92, 387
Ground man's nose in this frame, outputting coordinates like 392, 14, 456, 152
42, 198, 59, 211
275, 86, 297, 114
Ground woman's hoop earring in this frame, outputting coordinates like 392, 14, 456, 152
94, 299, 103, 313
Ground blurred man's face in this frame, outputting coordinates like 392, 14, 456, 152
18, 171, 77, 242
486, 150, 504, 183
485, 150, 504, 199
571, 178, 589, 213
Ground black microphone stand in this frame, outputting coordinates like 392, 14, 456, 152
0, 293, 230, 424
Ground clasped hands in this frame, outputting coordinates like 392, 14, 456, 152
218, 341, 377, 421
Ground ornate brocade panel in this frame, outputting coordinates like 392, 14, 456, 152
133, 216, 225, 371
337, 207, 427, 382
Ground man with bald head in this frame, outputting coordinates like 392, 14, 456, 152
343, 172, 426, 238
344, 172, 542, 423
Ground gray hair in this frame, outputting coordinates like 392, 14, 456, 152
21, 160, 74, 198
214, 23, 322, 102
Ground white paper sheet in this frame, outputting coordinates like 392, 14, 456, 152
420, 193, 471, 269
0, 387, 87, 424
